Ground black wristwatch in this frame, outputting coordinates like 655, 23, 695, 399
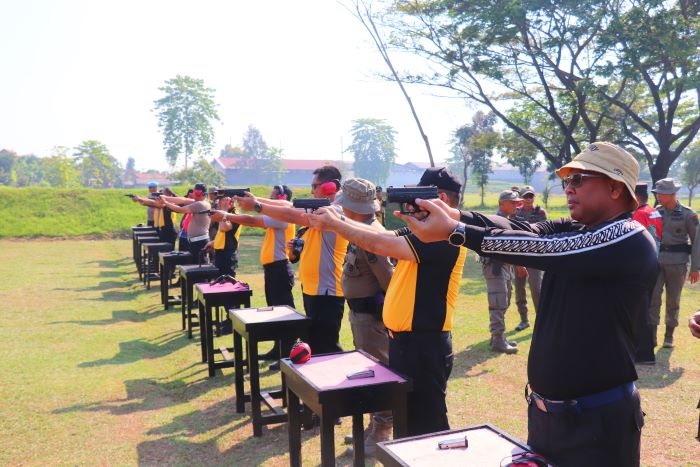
448, 222, 467, 247
254, 201, 263, 213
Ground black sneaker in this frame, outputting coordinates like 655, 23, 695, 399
269, 361, 280, 371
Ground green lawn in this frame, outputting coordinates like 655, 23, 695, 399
1, 238, 698, 466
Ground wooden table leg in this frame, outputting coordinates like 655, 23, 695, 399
248, 336, 262, 436
320, 410, 336, 467
187, 282, 195, 339
287, 388, 302, 467
234, 330, 245, 413
205, 303, 216, 377
198, 300, 207, 363
352, 412, 364, 466
180, 274, 186, 330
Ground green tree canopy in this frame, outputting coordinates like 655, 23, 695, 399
347, 118, 397, 186
0, 149, 18, 185
43, 146, 80, 188
677, 141, 700, 206
239, 125, 285, 185
447, 111, 498, 204
172, 158, 224, 187
383, 0, 700, 182
73, 140, 122, 188
153, 75, 220, 169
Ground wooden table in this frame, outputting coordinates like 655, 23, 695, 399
376, 424, 536, 467
176, 264, 220, 337
281, 350, 411, 467
132, 226, 157, 265
134, 234, 159, 280
195, 281, 252, 377
158, 251, 193, 309
143, 242, 173, 289
230, 305, 311, 437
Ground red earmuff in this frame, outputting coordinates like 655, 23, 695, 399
193, 189, 203, 197
289, 339, 312, 364
320, 180, 340, 195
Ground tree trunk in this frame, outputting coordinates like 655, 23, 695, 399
689, 188, 694, 207
480, 185, 485, 207
650, 146, 676, 184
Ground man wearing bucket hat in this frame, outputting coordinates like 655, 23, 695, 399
649, 177, 700, 348
479, 189, 524, 354
306, 167, 467, 437
512, 185, 547, 331
336, 178, 395, 456
395, 142, 657, 466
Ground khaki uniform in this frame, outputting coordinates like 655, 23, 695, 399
513, 205, 546, 322
482, 209, 514, 336
342, 219, 394, 363
341, 217, 395, 439
649, 203, 700, 328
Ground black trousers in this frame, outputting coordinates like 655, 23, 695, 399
178, 236, 188, 252
389, 331, 453, 436
188, 239, 208, 262
527, 388, 644, 467
214, 249, 235, 276
264, 261, 297, 357
302, 293, 345, 355
264, 260, 296, 308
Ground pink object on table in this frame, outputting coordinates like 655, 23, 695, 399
196, 281, 250, 294
232, 305, 306, 324
291, 351, 406, 390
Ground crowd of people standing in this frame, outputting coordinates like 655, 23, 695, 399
130, 142, 699, 466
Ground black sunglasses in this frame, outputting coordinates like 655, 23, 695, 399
561, 173, 606, 190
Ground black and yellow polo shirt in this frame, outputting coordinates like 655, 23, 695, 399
213, 223, 242, 252
383, 228, 467, 332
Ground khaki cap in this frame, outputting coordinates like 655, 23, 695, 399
556, 142, 639, 209
337, 178, 376, 215
519, 185, 535, 196
499, 189, 523, 203
651, 178, 681, 195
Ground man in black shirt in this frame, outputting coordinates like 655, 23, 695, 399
395, 142, 656, 466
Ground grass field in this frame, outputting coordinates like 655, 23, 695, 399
1, 238, 698, 466
0, 185, 572, 238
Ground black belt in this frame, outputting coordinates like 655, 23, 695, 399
263, 259, 290, 269
525, 382, 635, 414
660, 244, 691, 253
347, 296, 381, 315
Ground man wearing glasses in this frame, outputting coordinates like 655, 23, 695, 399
512, 186, 547, 331
394, 142, 656, 466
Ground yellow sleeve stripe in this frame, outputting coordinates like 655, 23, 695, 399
404, 236, 420, 263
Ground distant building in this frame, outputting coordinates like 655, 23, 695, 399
123, 171, 177, 189
213, 156, 352, 186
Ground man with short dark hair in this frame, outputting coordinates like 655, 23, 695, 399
397, 142, 656, 466
307, 167, 467, 436
236, 166, 348, 355
144, 181, 159, 226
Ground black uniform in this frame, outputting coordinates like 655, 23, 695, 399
457, 211, 657, 466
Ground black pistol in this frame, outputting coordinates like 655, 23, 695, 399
292, 198, 331, 212
125, 194, 136, 199
386, 186, 439, 214
216, 188, 250, 198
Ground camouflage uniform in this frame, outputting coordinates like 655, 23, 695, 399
649, 202, 700, 341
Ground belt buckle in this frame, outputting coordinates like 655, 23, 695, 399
532, 394, 548, 413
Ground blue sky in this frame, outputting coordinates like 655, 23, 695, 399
0, 0, 473, 171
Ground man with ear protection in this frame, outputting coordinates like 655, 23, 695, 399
236, 166, 348, 355
212, 185, 297, 364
